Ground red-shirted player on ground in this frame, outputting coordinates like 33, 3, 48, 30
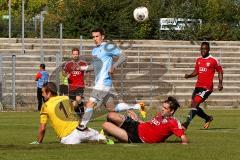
102, 96, 188, 144
182, 42, 223, 129
63, 48, 90, 116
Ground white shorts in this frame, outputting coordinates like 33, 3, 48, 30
89, 85, 114, 106
60, 128, 105, 144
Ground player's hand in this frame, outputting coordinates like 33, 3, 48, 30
30, 141, 40, 145
184, 74, 189, 79
218, 83, 223, 91
109, 67, 115, 78
127, 110, 139, 121
109, 66, 115, 74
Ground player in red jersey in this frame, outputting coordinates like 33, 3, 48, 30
182, 42, 223, 129
102, 96, 188, 144
63, 48, 90, 116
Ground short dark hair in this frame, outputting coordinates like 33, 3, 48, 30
42, 82, 58, 96
164, 96, 180, 114
72, 48, 80, 54
40, 63, 45, 69
201, 42, 210, 49
91, 28, 105, 36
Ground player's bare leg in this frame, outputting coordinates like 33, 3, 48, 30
102, 112, 128, 142
102, 122, 128, 142
106, 112, 125, 126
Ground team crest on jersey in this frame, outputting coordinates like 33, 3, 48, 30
206, 62, 211, 67
162, 118, 168, 124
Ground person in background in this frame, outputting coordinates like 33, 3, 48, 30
63, 48, 90, 117
35, 63, 49, 111
59, 63, 69, 96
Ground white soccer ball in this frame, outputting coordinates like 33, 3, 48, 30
133, 7, 149, 22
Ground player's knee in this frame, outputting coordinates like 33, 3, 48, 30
106, 112, 117, 122
106, 112, 115, 120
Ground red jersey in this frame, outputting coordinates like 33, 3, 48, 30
195, 55, 223, 91
64, 60, 87, 90
138, 112, 184, 143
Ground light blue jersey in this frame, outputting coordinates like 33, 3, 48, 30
92, 42, 121, 87
37, 70, 49, 88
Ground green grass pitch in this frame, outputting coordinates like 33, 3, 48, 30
0, 109, 239, 160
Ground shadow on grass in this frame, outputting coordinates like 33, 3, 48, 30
198, 127, 238, 130
0, 142, 64, 151
165, 140, 182, 143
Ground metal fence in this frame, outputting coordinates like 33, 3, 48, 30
0, 49, 175, 111
0, 53, 62, 111
0, 14, 61, 39
0, 40, 237, 112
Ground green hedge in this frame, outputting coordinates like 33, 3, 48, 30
0, 0, 240, 40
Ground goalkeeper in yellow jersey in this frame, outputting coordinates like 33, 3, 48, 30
30, 82, 106, 144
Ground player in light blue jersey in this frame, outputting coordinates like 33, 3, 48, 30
78, 28, 146, 130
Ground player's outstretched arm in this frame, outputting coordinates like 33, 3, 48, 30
110, 52, 127, 74
218, 72, 223, 91
184, 70, 198, 79
30, 123, 46, 144
180, 135, 189, 145
112, 52, 127, 68
37, 123, 47, 143
79, 64, 94, 71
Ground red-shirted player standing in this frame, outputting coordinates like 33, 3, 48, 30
182, 42, 223, 129
63, 48, 90, 116
102, 96, 188, 144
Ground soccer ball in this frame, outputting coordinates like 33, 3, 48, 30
133, 7, 149, 22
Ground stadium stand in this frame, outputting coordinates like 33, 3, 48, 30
0, 38, 239, 110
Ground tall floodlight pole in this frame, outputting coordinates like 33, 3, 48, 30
60, 23, 63, 63
22, 0, 25, 54
34, 17, 37, 32
40, 11, 44, 63
40, 11, 47, 63
8, 0, 11, 41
